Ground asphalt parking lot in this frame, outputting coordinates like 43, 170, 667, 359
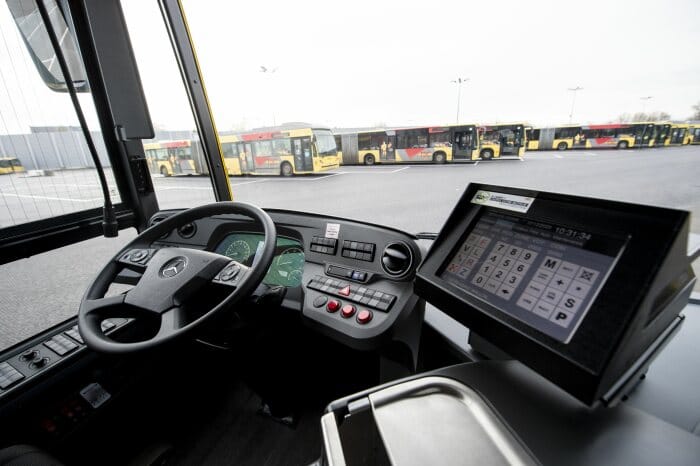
1, 146, 699, 349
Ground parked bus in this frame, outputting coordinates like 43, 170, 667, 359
230, 126, 339, 176
527, 123, 655, 151
143, 140, 198, 176
581, 123, 655, 149
336, 124, 479, 165
478, 123, 526, 159
0, 157, 25, 175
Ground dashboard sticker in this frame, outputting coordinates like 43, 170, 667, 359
325, 223, 340, 239
471, 190, 535, 213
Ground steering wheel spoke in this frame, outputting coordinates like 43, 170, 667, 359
212, 260, 250, 288
83, 294, 127, 319
117, 247, 158, 272
154, 306, 188, 340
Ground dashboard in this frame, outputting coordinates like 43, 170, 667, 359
146, 209, 423, 351
214, 233, 305, 287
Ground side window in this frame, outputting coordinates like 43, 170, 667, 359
532, 129, 540, 140
272, 138, 291, 156
221, 143, 235, 158
429, 131, 450, 146
396, 130, 409, 149
358, 133, 371, 150
255, 140, 273, 156
369, 133, 385, 149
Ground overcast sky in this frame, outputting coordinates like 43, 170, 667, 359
2, 0, 700, 134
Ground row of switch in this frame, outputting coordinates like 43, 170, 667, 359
310, 236, 337, 255
307, 275, 396, 312
1, 321, 118, 392
312, 296, 373, 324
341, 240, 375, 262
0, 362, 23, 390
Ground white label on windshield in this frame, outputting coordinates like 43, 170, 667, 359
325, 223, 340, 239
471, 190, 535, 213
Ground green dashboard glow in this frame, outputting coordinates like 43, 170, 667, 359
215, 233, 304, 287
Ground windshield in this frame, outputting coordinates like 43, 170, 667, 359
313, 130, 337, 157
0, 0, 699, 352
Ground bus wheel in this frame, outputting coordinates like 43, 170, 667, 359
617, 141, 629, 150
557, 142, 568, 151
480, 149, 494, 160
160, 166, 169, 177
364, 154, 375, 165
433, 152, 446, 164
280, 162, 293, 176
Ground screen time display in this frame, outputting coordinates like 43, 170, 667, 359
441, 210, 625, 343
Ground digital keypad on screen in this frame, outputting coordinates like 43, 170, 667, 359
442, 213, 620, 343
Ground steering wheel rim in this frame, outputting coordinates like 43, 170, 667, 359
78, 201, 277, 354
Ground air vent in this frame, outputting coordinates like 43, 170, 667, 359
178, 223, 197, 239
380, 242, 413, 277
149, 213, 174, 239
149, 213, 170, 227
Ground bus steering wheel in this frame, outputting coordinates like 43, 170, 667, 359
78, 202, 277, 354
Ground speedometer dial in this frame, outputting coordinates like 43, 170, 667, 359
225, 239, 252, 263
274, 247, 305, 286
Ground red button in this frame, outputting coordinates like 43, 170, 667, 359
341, 304, 356, 318
357, 309, 373, 324
327, 300, 341, 313
338, 285, 351, 296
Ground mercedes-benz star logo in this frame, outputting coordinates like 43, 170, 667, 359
160, 257, 187, 278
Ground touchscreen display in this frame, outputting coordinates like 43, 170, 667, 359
441, 210, 625, 343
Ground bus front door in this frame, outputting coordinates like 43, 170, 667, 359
293, 137, 313, 172
452, 128, 476, 159
244, 143, 254, 172
383, 135, 396, 162
499, 128, 523, 156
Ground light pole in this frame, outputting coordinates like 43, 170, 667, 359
567, 86, 583, 123
640, 96, 653, 117
260, 65, 278, 126
451, 77, 470, 124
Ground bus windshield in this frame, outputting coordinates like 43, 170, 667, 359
0, 0, 698, 354
313, 130, 337, 157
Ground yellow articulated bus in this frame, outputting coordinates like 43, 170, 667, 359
0, 157, 25, 175
143, 140, 199, 176
228, 127, 339, 176
478, 124, 526, 159
526, 123, 655, 151
336, 125, 479, 165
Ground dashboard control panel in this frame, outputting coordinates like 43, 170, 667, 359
417, 184, 695, 405
307, 275, 396, 312
0, 319, 127, 398
147, 209, 422, 351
